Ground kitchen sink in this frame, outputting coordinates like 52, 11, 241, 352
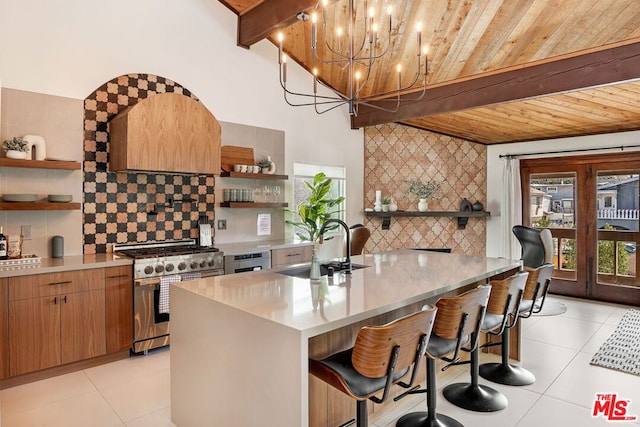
278, 262, 369, 279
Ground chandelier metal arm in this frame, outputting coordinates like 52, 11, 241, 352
278, 0, 429, 116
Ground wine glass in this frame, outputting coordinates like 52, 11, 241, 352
262, 185, 271, 203
253, 186, 262, 203
272, 185, 281, 202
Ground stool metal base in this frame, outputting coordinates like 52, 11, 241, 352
442, 382, 508, 412
479, 362, 535, 386
396, 411, 463, 427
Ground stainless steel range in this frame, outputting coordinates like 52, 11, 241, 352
114, 239, 224, 354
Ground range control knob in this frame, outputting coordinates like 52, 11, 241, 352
208, 259, 217, 267
199, 260, 207, 268
155, 264, 165, 274
178, 262, 187, 271
144, 265, 154, 275
190, 261, 199, 269
165, 263, 175, 272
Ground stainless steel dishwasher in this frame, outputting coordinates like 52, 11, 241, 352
224, 250, 271, 274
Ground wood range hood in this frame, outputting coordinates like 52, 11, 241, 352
108, 93, 221, 175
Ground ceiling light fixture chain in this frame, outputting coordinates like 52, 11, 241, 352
277, 0, 428, 116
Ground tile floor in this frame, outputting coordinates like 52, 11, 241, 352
1, 296, 639, 427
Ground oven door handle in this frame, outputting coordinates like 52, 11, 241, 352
135, 278, 162, 287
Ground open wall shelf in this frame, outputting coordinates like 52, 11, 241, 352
365, 210, 490, 230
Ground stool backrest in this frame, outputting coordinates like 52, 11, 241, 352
513, 225, 545, 268
487, 272, 528, 315
522, 263, 554, 301
352, 306, 437, 379
432, 285, 491, 341
350, 226, 371, 256
487, 272, 528, 331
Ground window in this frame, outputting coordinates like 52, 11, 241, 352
546, 186, 558, 193
291, 163, 346, 236
604, 196, 613, 208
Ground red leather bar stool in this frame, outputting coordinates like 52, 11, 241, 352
397, 285, 491, 427
309, 306, 437, 427
479, 264, 554, 386
443, 272, 528, 411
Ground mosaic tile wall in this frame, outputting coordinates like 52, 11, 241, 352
363, 123, 487, 255
83, 74, 215, 254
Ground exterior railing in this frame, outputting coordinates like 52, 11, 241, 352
597, 209, 639, 220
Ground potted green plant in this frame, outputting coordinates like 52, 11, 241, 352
286, 172, 345, 242
407, 179, 440, 212
381, 196, 391, 212
2, 137, 30, 160
257, 158, 272, 173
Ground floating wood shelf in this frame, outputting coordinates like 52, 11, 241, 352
365, 210, 490, 230
219, 202, 288, 208
0, 158, 81, 170
219, 171, 288, 180
0, 202, 81, 211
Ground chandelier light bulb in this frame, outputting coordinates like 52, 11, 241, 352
355, 70, 361, 80
311, 12, 317, 24
387, 6, 393, 15
369, 7, 375, 18
337, 27, 343, 37
396, 64, 402, 73
277, 32, 284, 43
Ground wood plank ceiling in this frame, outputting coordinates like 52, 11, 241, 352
220, 0, 640, 145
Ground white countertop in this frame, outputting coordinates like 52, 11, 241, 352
173, 249, 521, 338
215, 238, 313, 256
0, 253, 132, 278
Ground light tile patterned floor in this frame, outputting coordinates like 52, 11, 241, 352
1, 296, 639, 427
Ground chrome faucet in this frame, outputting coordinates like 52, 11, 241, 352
319, 218, 351, 274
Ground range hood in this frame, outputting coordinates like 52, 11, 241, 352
108, 93, 221, 175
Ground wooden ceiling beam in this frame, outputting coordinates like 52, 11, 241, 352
351, 39, 640, 129
237, 0, 317, 48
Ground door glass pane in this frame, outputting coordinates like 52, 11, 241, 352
528, 174, 577, 280
596, 172, 639, 287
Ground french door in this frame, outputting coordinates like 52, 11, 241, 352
521, 152, 640, 306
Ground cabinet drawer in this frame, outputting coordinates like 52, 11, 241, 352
9, 269, 105, 301
271, 246, 313, 268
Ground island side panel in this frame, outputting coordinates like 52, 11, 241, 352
171, 284, 308, 427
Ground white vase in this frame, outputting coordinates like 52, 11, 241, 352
389, 202, 398, 212
382, 204, 389, 212
6, 150, 27, 160
418, 198, 428, 212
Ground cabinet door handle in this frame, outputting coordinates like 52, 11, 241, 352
54, 296, 57, 305
286, 253, 301, 257
63, 295, 67, 303
48, 281, 72, 286
106, 274, 130, 279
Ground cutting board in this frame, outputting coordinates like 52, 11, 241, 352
220, 146, 254, 172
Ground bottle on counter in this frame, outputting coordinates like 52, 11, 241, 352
0, 226, 7, 260
310, 248, 321, 281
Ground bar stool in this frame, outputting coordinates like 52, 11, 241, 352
397, 285, 491, 427
479, 264, 554, 385
309, 306, 437, 427
443, 272, 528, 411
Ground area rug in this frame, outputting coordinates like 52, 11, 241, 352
532, 298, 567, 316
590, 309, 640, 376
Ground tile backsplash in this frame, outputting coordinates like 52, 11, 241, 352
83, 74, 215, 254
363, 123, 487, 255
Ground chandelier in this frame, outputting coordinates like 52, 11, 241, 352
277, 0, 428, 116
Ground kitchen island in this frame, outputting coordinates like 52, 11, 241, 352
170, 249, 521, 427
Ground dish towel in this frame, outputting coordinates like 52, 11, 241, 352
159, 275, 182, 314
180, 272, 202, 282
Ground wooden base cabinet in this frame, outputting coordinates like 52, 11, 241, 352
0, 278, 8, 379
105, 266, 133, 353
8, 269, 106, 377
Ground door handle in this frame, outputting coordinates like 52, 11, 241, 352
48, 281, 72, 286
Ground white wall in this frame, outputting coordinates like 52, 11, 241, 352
486, 130, 640, 258
0, 0, 364, 241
